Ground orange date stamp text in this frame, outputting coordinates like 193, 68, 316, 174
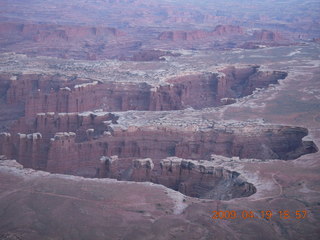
211, 210, 307, 220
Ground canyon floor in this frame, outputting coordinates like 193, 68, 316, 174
0, 1, 320, 240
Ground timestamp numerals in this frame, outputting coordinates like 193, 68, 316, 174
279, 210, 307, 219
295, 210, 307, 219
212, 210, 237, 220
241, 210, 255, 219
211, 210, 308, 220
279, 210, 290, 219
260, 210, 273, 220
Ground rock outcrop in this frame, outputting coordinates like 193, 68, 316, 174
253, 30, 285, 42
1, 66, 288, 120
0, 64, 317, 177
0, 22, 134, 60
158, 25, 244, 41
158, 30, 212, 41
157, 157, 255, 200
2, 118, 317, 177
0, 1, 319, 239
11, 132, 46, 169
102, 156, 256, 200
212, 25, 244, 36
0, 22, 124, 43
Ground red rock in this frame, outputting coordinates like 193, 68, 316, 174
2, 120, 315, 176
0, 22, 124, 43
158, 25, 244, 41
158, 30, 212, 41
212, 25, 244, 36
0, 1, 319, 239
253, 29, 285, 42
2, 66, 288, 123
0, 22, 128, 60
107, 156, 256, 200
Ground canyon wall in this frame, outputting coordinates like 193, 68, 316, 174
102, 156, 256, 200
2, 122, 315, 176
155, 157, 256, 200
253, 30, 285, 42
0, 22, 124, 43
2, 66, 287, 119
158, 25, 244, 41
0, 22, 135, 60
25, 82, 152, 118
0, 66, 316, 178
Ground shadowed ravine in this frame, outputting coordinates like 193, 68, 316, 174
0, 66, 317, 201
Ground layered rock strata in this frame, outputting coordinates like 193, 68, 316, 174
0, 114, 317, 177
158, 25, 244, 41
101, 156, 256, 200
0, 66, 287, 120
0, 63, 317, 178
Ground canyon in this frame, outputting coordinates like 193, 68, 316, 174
0, 48, 319, 240
0, 0, 319, 240
1, 65, 287, 117
0, 55, 318, 204
0, 21, 295, 60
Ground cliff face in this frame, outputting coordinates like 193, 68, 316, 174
0, 22, 124, 43
219, 66, 288, 98
1, 65, 315, 175
6, 74, 54, 104
157, 26, 291, 49
0, 74, 11, 103
102, 156, 256, 200
0, 71, 150, 126
253, 30, 284, 42
158, 25, 244, 41
158, 30, 212, 41
2, 132, 47, 170
0, 1, 319, 238
25, 81, 102, 119
13, 112, 117, 140
157, 158, 256, 200
151, 66, 287, 110
4, 120, 315, 176
26, 82, 152, 118
4, 73, 81, 105
0, 133, 11, 158
0, 22, 132, 60
2, 66, 287, 120
0, 66, 317, 185
212, 25, 244, 36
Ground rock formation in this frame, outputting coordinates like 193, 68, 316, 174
0, 66, 288, 122
1, 115, 317, 177
0, 1, 320, 239
103, 156, 256, 200
0, 63, 317, 178
158, 25, 244, 41
0, 22, 124, 43
253, 29, 285, 42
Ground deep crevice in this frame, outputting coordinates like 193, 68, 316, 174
0, 65, 318, 201
98, 156, 256, 200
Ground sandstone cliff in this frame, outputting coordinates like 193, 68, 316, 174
158, 25, 244, 41
253, 29, 286, 42
102, 156, 256, 200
